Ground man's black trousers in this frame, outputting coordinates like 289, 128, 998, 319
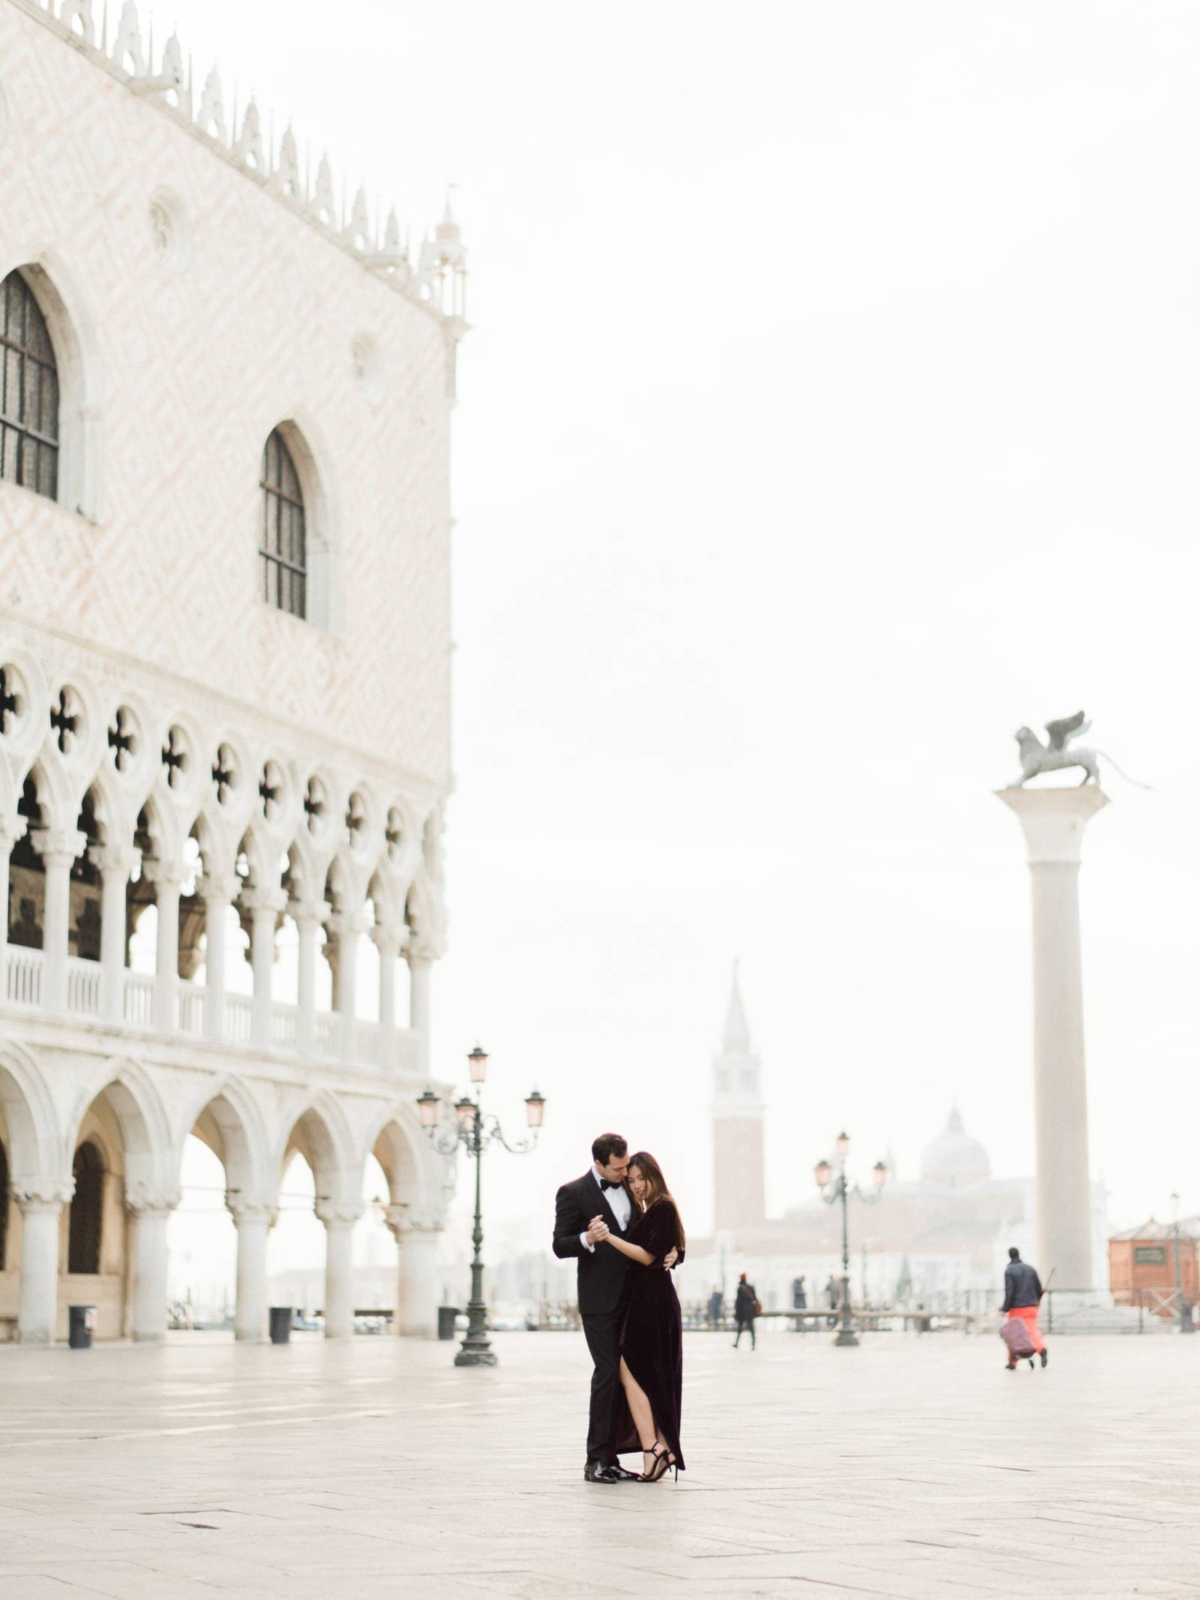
581, 1308, 623, 1465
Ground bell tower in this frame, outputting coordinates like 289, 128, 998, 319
712, 963, 766, 1232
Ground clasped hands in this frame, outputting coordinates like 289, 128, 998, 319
587, 1215, 677, 1270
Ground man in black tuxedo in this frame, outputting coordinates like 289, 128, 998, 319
552, 1132, 676, 1484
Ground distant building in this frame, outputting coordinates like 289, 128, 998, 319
678, 972, 1107, 1311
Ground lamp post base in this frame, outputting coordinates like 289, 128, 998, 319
454, 1344, 498, 1367
834, 1326, 860, 1347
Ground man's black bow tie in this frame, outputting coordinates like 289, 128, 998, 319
600, 1179, 624, 1192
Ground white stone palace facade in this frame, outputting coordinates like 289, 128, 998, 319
0, 0, 469, 1342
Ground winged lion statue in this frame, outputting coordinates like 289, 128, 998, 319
1007, 712, 1148, 789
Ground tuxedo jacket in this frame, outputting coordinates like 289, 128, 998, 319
552, 1170, 630, 1317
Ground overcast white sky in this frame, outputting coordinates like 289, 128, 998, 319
163, 1, 1200, 1262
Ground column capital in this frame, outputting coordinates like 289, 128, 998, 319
88, 842, 141, 878
142, 858, 185, 891
995, 786, 1110, 865
371, 923, 407, 959
30, 827, 87, 866
405, 938, 441, 965
241, 885, 289, 916
124, 1183, 181, 1217
326, 909, 371, 940
198, 870, 241, 906
289, 896, 330, 928
0, 812, 28, 848
226, 1193, 276, 1225
386, 1203, 443, 1238
315, 1198, 363, 1228
15, 1179, 72, 1211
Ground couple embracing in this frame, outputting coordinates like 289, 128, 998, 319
552, 1133, 686, 1485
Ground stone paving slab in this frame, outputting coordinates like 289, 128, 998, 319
0, 1328, 1197, 1597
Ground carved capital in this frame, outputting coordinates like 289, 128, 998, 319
288, 896, 330, 929
30, 827, 87, 867
198, 870, 241, 907
0, 812, 28, 850
241, 885, 289, 917
124, 1182, 181, 1216
88, 842, 141, 879
371, 923, 407, 959
405, 939, 440, 966
142, 858, 185, 892
226, 1194, 275, 1226
14, 1179, 73, 1212
326, 910, 371, 941
315, 1199, 363, 1229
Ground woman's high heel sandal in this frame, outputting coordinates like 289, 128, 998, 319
641, 1444, 671, 1483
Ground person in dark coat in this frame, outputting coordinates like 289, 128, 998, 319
733, 1273, 758, 1349
707, 1287, 724, 1328
592, 1151, 686, 1482
553, 1133, 677, 1484
1001, 1246, 1047, 1369
791, 1274, 807, 1333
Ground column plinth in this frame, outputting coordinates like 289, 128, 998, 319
996, 784, 1109, 1289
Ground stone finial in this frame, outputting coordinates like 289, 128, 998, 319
343, 186, 371, 251
270, 124, 302, 198
160, 32, 186, 104
235, 97, 266, 170
197, 65, 227, 143
59, 1, 96, 46
112, 0, 145, 75
383, 208, 402, 255
311, 153, 336, 225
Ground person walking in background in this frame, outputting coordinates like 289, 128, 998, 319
791, 1274, 807, 1333
707, 1287, 723, 1329
825, 1274, 840, 1328
1001, 1246, 1048, 1370
733, 1273, 759, 1349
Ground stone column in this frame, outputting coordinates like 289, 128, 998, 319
143, 861, 182, 1031
996, 785, 1109, 1289
30, 827, 86, 1012
316, 1200, 361, 1339
198, 872, 237, 1041
326, 911, 368, 1062
291, 897, 329, 1054
126, 1188, 178, 1343
386, 1206, 443, 1337
89, 843, 140, 1020
228, 1197, 272, 1342
372, 925, 404, 1064
0, 812, 28, 998
16, 1183, 70, 1344
406, 944, 433, 1078
244, 886, 287, 1050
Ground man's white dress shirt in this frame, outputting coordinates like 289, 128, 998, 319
580, 1165, 631, 1252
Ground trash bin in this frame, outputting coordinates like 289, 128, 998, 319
68, 1305, 95, 1349
437, 1305, 460, 1341
269, 1306, 292, 1345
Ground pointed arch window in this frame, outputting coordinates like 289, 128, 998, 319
0, 271, 59, 501
260, 428, 307, 619
68, 1140, 104, 1275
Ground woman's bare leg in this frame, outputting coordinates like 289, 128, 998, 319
618, 1357, 659, 1475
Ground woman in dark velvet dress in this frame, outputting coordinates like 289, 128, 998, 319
593, 1151, 685, 1482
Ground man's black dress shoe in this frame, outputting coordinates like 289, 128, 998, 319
606, 1464, 641, 1481
583, 1462, 617, 1484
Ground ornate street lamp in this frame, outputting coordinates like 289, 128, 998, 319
418, 1046, 545, 1367
814, 1132, 886, 1347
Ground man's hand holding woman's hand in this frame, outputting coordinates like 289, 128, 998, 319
586, 1215, 610, 1244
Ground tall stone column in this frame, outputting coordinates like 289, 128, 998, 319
386, 1206, 443, 1337
997, 785, 1109, 1288
245, 886, 287, 1050
316, 1200, 361, 1339
89, 843, 140, 1020
30, 827, 86, 1012
199, 871, 237, 1042
290, 896, 329, 1054
16, 1184, 70, 1344
0, 812, 28, 998
228, 1197, 272, 1342
372, 924, 403, 1064
126, 1188, 178, 1342
326, 911, 367, 1062
406, 944, 433, 1078
143, 860, 182, 1030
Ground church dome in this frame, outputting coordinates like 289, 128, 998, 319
920, 1107, 990, 1187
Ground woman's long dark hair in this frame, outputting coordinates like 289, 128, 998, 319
628, 1151, 685, 1252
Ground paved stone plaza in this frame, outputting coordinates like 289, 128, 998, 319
0, 1327, 1197, 1599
